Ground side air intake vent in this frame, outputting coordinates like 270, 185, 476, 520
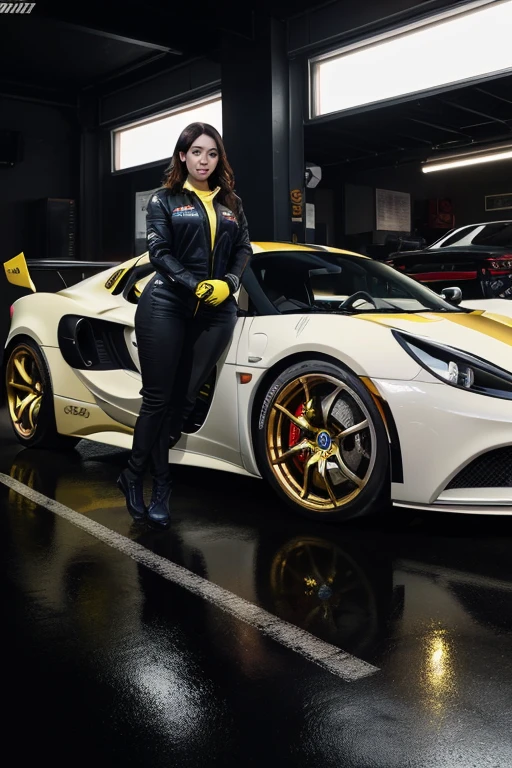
58, 315, 138, 372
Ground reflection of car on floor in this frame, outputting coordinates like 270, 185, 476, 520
6, 447, 396, 659
6, 242, 512, 521
255, 531, 396, 657
387, 221, 512, 299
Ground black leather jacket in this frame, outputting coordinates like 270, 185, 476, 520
146, 186, 252, 295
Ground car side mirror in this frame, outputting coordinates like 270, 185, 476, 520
440, 286, 462, 305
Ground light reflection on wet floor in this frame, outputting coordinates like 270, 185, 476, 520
1, 406, 512, 767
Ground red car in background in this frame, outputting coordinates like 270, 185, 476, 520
386, 221, 512, 300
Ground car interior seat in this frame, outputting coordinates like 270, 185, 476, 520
261, 269, 312, 311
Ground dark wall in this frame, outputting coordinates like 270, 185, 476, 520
0, 97, 79, 363
221, 18, 290, 241
342, 160, 512, 239
0, 97, 79, 264
318, 159, 512, 253
101, 154, 168, 262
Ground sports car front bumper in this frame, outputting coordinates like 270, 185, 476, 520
374, 378, 512, 511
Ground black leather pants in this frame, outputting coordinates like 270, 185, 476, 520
128, 274, 237, 483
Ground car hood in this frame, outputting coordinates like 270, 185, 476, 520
355, 309, 512, 371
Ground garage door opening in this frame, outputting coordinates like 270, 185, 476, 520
303, 0, 512, 284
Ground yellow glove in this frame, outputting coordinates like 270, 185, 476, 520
195, 279, 230, 307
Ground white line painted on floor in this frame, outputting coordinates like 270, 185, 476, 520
0, 471, 379, 682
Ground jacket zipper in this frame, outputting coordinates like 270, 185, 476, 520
193, 193, 216, 274
191, 192, 215, 316
211, 206, 220, 278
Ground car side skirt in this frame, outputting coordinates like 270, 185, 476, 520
54, 395, 257, 478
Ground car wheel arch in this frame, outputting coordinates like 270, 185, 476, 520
2, 334, 54, 403
3, 334, 78, 449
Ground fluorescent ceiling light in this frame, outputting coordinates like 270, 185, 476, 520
312, 0, 512, 118
422, 147, 512, 173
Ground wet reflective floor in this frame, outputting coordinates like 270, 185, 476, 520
1, 405, 512, 767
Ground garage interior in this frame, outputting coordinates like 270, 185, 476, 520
3, 4, 512, 766
0, 0, 327, 355
2, 0, 502, 268
1, 0, 510, 340
307, 71, 512, 257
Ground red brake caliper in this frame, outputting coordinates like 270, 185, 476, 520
289, 403, 307, 465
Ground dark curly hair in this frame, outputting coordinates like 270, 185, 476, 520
162, 122, 240, 216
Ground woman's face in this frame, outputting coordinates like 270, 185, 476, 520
179, 133, 219, 185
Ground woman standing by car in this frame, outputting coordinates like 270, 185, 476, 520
117, 122, 252, 529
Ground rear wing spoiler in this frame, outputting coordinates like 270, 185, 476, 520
3, 253, 123, 292
3, 252, 36, 293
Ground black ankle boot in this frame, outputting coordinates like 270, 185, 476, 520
148, 480, 172, 529
117, 468, 147, 522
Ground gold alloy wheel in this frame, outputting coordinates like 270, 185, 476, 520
266, 373, 376, 513
6, 345, 44, 439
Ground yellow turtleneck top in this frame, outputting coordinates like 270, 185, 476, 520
184, 178, 220, 252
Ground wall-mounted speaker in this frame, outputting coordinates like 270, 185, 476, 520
0, 130, 23, 167
35, 198, 77, 260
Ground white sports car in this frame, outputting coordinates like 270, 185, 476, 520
5, 243, 512, 521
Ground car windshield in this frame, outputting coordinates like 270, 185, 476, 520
431, 222, 512, 248
250, 250, 467, 314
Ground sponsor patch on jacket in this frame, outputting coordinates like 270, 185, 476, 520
221, 210, 237, 222
172, 205, 198, 217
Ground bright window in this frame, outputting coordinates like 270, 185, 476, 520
311, 0, 512, 118
112, 95, 222, 171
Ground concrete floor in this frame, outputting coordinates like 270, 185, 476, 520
1, 405, 512, 767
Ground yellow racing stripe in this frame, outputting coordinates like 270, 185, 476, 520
251, 242, 366, 257
441, 311, 512, 346
479, 312, 512, 329
356, 310, 512, 346
356, 313, 441, 325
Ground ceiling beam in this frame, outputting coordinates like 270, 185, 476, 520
0, 79, 77, 107
37, 11, 183, 55
406, 116, 471, 138
437, 97, 512, 131
394, 131, 433, 146
36, 4, 257, 54
474, 86, 512, 108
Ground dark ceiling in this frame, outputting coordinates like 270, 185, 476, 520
0, 0, 335, 102
2, 0, 511, 174
305, 73, 512, 172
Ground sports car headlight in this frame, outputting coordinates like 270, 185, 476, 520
393, 330, 512, 399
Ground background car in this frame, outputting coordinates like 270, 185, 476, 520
6, 243, 512, 523
386, 221, 512, 300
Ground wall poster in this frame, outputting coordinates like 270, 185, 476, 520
375, 188, 411, 232
135, 189, 158, 240
485, 193, 512, 212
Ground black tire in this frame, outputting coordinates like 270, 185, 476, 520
255, 360, 389, 521
5, 338, 79, 451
